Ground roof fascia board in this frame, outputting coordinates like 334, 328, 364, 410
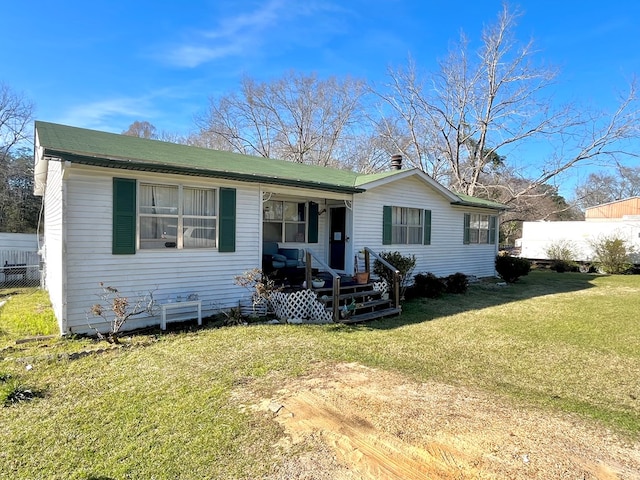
260, 185, 354, 201
449, 200, 509, 211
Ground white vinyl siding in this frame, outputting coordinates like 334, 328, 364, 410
60, 165, 261, 335
353, 176, 499, 279
41, 161, 65, 329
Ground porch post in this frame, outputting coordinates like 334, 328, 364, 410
332, 275, 341, 322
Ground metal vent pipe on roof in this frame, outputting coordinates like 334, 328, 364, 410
391, 154, 402, 170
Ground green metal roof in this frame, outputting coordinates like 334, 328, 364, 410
35, 121, 506, 209
454, 193, 508, 210
36, 121, 364, 194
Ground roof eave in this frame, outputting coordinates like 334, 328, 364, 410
450, 200, 510, 211
44, 149, 365, 195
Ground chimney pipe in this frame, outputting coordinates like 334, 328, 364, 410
391, 154, 402, 170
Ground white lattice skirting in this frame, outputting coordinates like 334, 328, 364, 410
372, 280, 388, 295
267, 281, 388, 324
269, 290, 333, 324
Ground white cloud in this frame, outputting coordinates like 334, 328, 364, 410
57, 97, 155, 132
157, 0, 347, 68
163, 44, 244, 69
53, 84, 209, 135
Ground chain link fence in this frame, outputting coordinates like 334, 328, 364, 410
1, 250, 41, 289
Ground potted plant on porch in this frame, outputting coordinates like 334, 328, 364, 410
354, 254, 370, 284
311, 277, 325, 288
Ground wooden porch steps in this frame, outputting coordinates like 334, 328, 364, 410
315, 281, 400, 324
341, 307, 402, 324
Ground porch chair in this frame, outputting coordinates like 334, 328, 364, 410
262, 241, 287, 274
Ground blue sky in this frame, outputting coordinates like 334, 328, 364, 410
3, 0, 639, 190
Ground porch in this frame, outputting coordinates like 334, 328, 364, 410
258, 190, 401, 323
261, 248, 401, 324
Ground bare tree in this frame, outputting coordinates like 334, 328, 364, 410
122, 120, 158, 139
371, 59, 452, 181
0, 84, 35, 232
122, 120, 188, 145
195, 71, 367, 166
575, 164, 640, 208
374, 4, 640, 207
0, 82, 34, 158
0, 148, 40, 232
489, 171, 583, 244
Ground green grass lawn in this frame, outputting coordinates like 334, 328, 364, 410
1, 271, 639, 479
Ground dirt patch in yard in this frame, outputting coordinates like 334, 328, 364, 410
247, 362, 640, 479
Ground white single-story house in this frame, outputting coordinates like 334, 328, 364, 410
34, 121, 505, 335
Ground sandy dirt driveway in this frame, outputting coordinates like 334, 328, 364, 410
244, 362, 640, 479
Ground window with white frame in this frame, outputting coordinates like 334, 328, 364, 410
139, 183, 217, 249
263, 200, 306, 243
392, 207, 423, 244
464, 213, 496, 244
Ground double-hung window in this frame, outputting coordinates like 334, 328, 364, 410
263, 200, 306, 243
463, 213, 497, 244
139, 183, 217, 249
392, 207, 423, 244
383, 206, 431, 245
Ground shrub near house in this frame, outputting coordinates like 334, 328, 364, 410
495, 254, 531, 283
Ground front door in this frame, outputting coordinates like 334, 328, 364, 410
329, 206, 346, 270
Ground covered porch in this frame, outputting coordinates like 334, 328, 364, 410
258, 188, 400, 323
260, 188, 355, 282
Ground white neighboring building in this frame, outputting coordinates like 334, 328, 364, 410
519, 197, 640, 262
0, 233, 38, 251
0, 232, 39, 266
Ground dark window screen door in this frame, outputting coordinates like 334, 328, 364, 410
329, 207, 346, 270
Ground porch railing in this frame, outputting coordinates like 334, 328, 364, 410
304, 250, 342, 322
360, 247, 400, 310
304, 247, 401, 321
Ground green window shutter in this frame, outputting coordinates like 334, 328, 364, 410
423, 209, 432, 245
489, 215, 497, 244
218, 187, 236, 252
463, 213, 471, 245
308, 202, 319, 243
112, 178, 136, 255
382, 206, 392, 245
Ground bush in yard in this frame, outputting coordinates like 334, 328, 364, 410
233, 268, 281, 318
373, 251, 416, 298
410, 272, 446, 298
88, 283, 157, 344
495, 254, 531, 283
445, 272, 469, 294
550, 259, 577, 273
588, 235, 636, 274
544, 239, 578, 273
544, 239, 578, 262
